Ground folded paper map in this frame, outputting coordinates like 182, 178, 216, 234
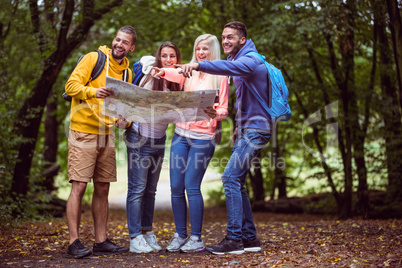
102, 77, 217, 124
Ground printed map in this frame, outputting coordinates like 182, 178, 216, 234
102, 77, 217, 124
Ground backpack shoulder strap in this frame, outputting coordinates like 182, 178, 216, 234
91, 50, 106, 81
132, 60, 145, 86
64, 51, 106, 102
123, 69, 129, 82
245, 51, 273, 109
247, 51, 264, 62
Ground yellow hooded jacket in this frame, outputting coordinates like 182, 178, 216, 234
65, 45, 132, 135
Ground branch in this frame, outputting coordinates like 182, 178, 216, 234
57, 0, 75, 52
1, 0, 20, 41
29, 0, 48, 54
65, 0, 122, 53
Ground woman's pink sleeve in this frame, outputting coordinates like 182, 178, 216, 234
215, 76, 229, 121
162, 68, 186, 88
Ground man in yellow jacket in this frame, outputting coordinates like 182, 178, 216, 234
64, 25, 136, 259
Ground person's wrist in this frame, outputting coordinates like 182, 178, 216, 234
125, 122, 132, 129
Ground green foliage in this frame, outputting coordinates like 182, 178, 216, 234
0, 0, 398, 221
206, 186, 226, 207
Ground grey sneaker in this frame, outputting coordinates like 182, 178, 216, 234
130, 235, 153, 253
166, 233, 188, 252
180, 235, 205, 253
143, 231, 162, 251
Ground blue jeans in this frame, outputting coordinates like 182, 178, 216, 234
222, 128, 271, 241
170, 133, 215, 239
125, 127, 166, 238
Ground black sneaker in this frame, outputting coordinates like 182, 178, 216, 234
93, 238, 129, 256
205, 236, 244, 255
65, 239, 92, 259
242, 237, 261, 252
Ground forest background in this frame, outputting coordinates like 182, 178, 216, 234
0, 0, 401, 225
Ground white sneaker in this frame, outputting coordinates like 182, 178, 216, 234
180, 235, 205, 252
130, 234, 153, 253
143, 231, 162, 251
166, 233, 188, 252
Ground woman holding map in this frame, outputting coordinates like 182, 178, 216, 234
152, 34, 229, 253
117, 41, 182, 254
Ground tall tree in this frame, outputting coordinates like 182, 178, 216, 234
386, 0, 402, 109
11, 0, 122, 197
375, 0, 402, 201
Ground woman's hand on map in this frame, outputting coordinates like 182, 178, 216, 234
151, 67, 164, 79
204, 106, 217, 119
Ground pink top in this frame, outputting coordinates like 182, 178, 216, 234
163, 68, 229, 135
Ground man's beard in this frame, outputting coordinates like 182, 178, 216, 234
112, 48, 127, 60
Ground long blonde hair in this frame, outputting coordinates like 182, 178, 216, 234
186, 34, 221, 90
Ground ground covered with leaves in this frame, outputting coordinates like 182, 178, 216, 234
1, 207, 401, 267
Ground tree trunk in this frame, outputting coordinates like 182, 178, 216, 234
346, 17, 369, 217
338, 0, 360, 220
10, 0, 122, 197
299, 35, 342, 209
11, 62, 62, 195
327, 34, 354, 219
275, 152, 287, 199
386, 0, 402, 109
325, 1, 360, 219
356, 16, 379, 217
376, 1, 402, 201
248, 152, 265, 202
42, 91, 59, 192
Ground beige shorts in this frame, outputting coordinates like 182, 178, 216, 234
68, 129, 116, 183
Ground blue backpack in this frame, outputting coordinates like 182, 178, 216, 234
246, 52, 291, 122
132, 60, 145, 86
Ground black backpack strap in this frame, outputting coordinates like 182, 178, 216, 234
91, 50, 106, 81
64, 50, 106, 102
123, 69, 129, 82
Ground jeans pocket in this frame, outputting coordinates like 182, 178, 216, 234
242, 128, 271, 148
125, 128, 142, 149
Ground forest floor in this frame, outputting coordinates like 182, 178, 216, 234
1, 207, 401, 268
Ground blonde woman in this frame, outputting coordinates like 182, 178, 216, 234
153, 34, 229, 252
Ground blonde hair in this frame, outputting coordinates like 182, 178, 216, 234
187, 34, 221, 90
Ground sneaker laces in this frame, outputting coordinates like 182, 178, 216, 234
137, 236, 149, 247
75, 239, 85, 249
105, 239, 117, 246
187, 237, 199, 245
168, 233, 184, 248
169, 234, 179, 244
147, 233, 157, 244
217, 236, 230, 246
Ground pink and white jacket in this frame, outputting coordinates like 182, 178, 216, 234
162, 68, 229, 136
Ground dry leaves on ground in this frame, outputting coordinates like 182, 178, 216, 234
1, 207, 401, 267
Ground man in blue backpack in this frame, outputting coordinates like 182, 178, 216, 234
177, 21, 272, 254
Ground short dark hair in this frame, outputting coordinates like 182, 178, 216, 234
224, 21, 247, 39
118, 25, 137, 44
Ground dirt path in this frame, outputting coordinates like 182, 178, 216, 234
1, 208, 401, 267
